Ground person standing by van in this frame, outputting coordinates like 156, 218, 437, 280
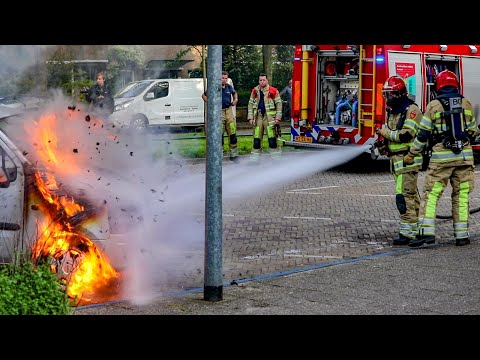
227, 77, 236, 121
86, 71, 114, 118
202, 70, 239, 161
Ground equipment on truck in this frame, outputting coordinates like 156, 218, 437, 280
285, 44, 480, 160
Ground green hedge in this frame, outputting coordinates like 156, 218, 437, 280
0, 260, 73, 315
236, 89, 252, 107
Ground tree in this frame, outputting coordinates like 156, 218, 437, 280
263, 45, 273, 83
106, 46, 145, 93
222, 45, 262, 90
272, 45, 295, 89
181, 45, 293, 107
46, 46, 78, 97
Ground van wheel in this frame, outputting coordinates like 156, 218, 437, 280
130, 115, 148, 130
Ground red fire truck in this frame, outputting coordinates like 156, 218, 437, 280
284, 44, 480, 158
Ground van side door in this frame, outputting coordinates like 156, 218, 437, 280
173, 80, 205, 126
143, 80, 174, 125
0, 141, 25, 263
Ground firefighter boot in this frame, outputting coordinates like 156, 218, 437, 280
455, 238, 470, 246
408, 235, 435, 247
392, 234, 411, 246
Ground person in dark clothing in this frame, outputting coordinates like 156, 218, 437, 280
279, 79, 292, 120
87, 71, 114, 118
202, 70, 239, 160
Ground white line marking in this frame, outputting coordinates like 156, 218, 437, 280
361, 194, 395, 197
284, 254, 343, 259
286, 191, 323, 195
284, 216, 332, 220
289, 185, 339, 192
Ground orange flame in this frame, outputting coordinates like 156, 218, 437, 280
28, 110, 119, 304
34, 172, 84, 218
33, 213, 118, 301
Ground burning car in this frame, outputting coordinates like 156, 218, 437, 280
0, 106, 130, 305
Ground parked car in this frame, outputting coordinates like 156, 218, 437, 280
0, 94, 48, 110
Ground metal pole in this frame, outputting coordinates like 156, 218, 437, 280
204, 45, 223, 301
71, 65, 75, 98
202, 45, 208, 138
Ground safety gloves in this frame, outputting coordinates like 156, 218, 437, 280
376, 128, 389, 138
403, 152, 415, 165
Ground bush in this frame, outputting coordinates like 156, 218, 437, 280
236, 89, 252, 107
0, 260, 73, 315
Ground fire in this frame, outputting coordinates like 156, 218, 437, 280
27, 109, 120, 304
34, 172, 84, 217
32, 112, 81, 175
32, 212, 118, 302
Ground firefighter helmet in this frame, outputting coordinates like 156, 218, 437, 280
435, 70, 459, 91
382, 76, 407, 96
382, 76, 407, 106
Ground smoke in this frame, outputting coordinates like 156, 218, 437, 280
0, 45, 50, 96
0, 45, 42, 76
0, 44, 367, 304
4, 93, 207, 303
112, 140, 368, 304
4, 94, 368, 305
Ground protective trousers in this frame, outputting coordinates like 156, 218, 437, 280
251, 113, 281, 159
222, 107, 238, 158
394, 170, 420, 239
418, 164, 474, 240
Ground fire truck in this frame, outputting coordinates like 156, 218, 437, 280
284, 44, 480, 158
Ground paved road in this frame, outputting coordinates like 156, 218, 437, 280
73, 150, 480, 315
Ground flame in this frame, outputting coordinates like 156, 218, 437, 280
27, 109, 119, 304
32, 112, 81, 175
32, 214, 117, 301
34, 172, 84, 218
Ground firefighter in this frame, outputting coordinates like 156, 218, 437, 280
376, 76, 423, 245
247, 73, 283, 161
202, 70, 239, 161
404, 70, 477, 247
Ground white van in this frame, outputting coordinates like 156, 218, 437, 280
109, 78, 205, 130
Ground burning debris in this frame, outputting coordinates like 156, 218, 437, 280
19, 106, 127, 305
30, 168, 119, 304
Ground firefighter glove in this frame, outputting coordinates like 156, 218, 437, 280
376, 128, 389, 138
274, 123, 281, 137
403, 152, 415, 165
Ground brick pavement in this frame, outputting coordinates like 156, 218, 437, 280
75, 151, 480, 311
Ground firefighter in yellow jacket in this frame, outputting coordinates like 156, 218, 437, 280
376, 76, 423, 245
404, 69, 477, 247
247, 73, 283, 160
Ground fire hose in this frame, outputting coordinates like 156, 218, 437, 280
437, 206, 480, 220
372, 137, 480, 220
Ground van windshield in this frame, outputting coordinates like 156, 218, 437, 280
115, 81, 155, 98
